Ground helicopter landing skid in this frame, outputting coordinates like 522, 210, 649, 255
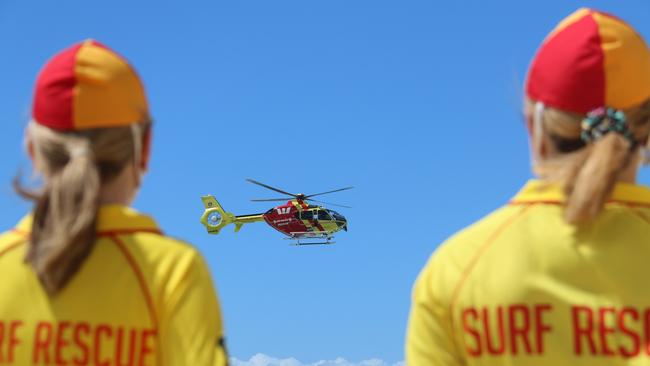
286, 232, 335, 246
291, 240, 335, 246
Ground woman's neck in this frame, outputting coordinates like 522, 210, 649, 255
99, 164, 139, 205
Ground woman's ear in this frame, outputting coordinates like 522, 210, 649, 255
141, 127, 152, 171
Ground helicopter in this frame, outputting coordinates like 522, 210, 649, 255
200, 179, 353, 245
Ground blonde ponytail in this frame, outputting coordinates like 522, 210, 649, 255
28, 140, 100, 294
563, 133, 635, 223
15, 121, 150, 294
530, 99, 650, 224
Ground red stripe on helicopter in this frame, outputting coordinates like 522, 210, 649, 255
298, 201, 325, 232
312, 220, 325, 232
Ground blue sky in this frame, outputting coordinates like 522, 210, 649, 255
1, 1, 650, 364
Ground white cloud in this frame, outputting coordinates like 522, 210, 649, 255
231, 353, 405, 366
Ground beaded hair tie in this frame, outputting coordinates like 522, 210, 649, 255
580, 107, 636, 148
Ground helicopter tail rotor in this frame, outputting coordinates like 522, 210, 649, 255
200, 195, 231, 234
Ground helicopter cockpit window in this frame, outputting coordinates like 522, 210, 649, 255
300, 211, 314, 220
318, 210, 332, 220
329, 210, 345, 222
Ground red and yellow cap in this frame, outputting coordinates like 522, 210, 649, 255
32, 39, 149, 131
526, 8, 650, 114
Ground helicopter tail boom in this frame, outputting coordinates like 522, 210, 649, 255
200, 195, 264, 235
234, 214, 265, 233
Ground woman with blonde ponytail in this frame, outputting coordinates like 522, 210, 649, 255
407, 8, 650, 366
0, 40, 228, 366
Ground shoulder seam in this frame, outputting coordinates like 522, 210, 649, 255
510, 200, 650, 209
97, 228, 163, 237
108, 234, 159, 327
628, 206, 650, 224
0, 240, 26, 259
448, 204, 534, 342
107, 234, 163, 365
0, 229, 28, 258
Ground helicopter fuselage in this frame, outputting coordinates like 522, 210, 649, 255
201, 179, 351, 244
263, 200, 347, 239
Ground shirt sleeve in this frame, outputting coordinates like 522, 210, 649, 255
159, 250, 228, 366
406, 252, 464, 366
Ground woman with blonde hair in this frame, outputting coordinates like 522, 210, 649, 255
407, 8, 650, 365
0, 40, 227, 365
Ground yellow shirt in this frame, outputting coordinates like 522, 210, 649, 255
406, 180, 650, 366
0, 205, 227, 366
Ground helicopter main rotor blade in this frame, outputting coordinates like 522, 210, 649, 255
246, 179, 296, 198
305, 186, 355, 198
251, 198, 292, 202
306, 198, 352, 209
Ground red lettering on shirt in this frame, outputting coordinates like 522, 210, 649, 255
644, 309, 650, 355
7, 321, 23, 363
456, 304, 650, 358
534, 304, 552, 354
94, 324, 112, 366
483, 306, 505, 355
598, 307, 616, 356
33, 321, 53, 364
72, 322, 90, 366
0, 321, 4, 362
139, 329, 157, 366
618, 307, 640, 358
55, 321, 71, 365
462, 305, 551, 357
462, 308, 482, 356
115, 327, 137, 366
0, 320, 158, 364
508, 304, 532, 355
572, 306, 597, 355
